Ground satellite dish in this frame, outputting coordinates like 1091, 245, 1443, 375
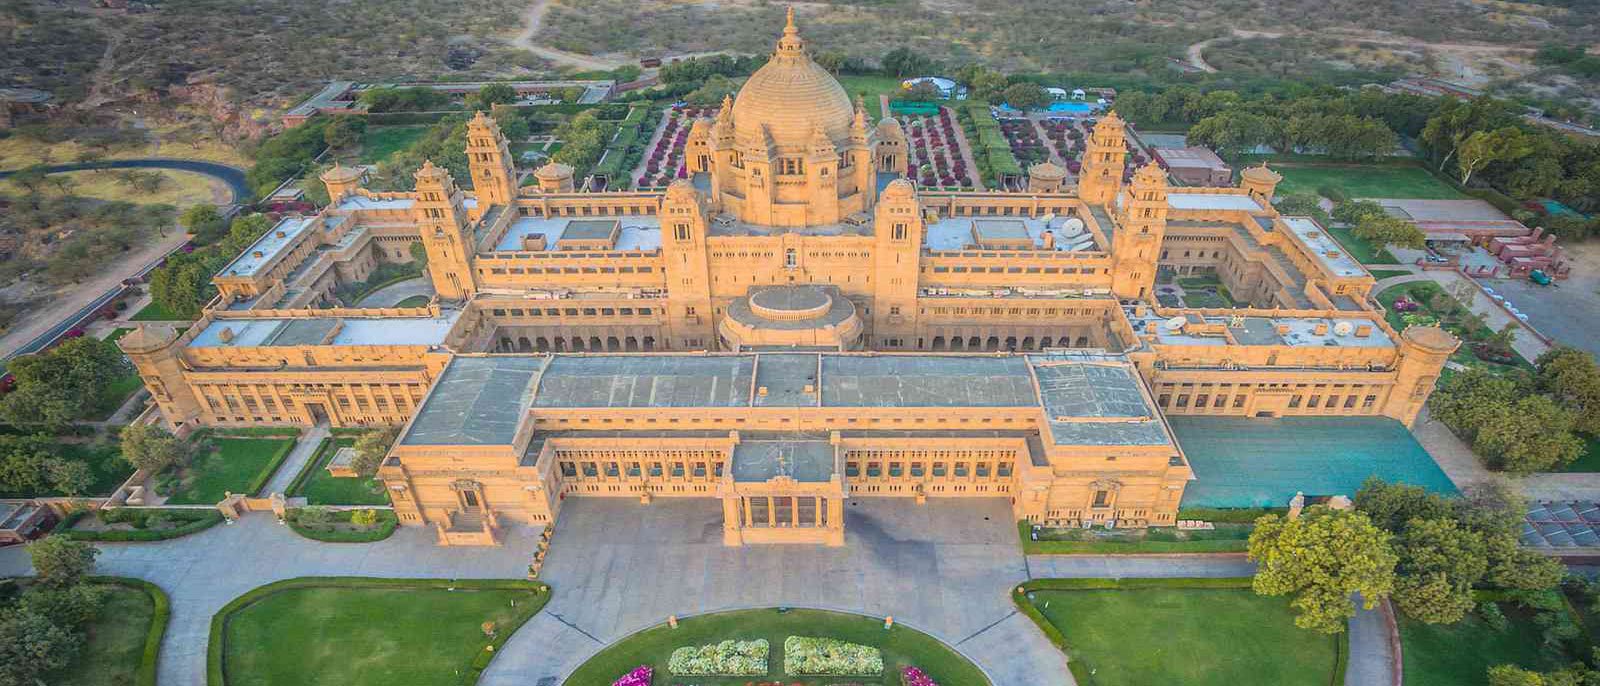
1062, 217, 1085, 233
1163, 316, 1188, 332
1333, 321, 1354, 337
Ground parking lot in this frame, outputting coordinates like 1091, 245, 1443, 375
1477, 240, 1600, 359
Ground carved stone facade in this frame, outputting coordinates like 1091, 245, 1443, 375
119, 14, 1456, 546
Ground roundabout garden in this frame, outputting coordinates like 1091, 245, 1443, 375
565, 608, 988, 686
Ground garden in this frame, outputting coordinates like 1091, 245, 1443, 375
1039, 118, 1085, 173
212, 577, 549, 686
1019, 520, 1251, 554
62, 507, 224, 542
1270, 162, 1466, 201
1155, 273, 1236, 309
1400, 589, 1580, 686
156, 434, 298, 505
903, 108, 974, 190
283, 507, 398, 543
1015, 578, 1346, 686
287, 436, 391, 506
565, 608, 987, 686
634, 105, 708, 189
1374, 281, 1529, 374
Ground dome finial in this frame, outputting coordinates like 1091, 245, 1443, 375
775, 6, 805, 56
785, 5, 797, 34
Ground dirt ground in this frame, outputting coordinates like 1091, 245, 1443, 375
1475, 240, 1600, 359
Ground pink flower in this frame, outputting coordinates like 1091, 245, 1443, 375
612, 665, 652, 686
901, 665, 939, 686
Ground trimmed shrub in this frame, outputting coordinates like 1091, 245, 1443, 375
667, 639, 769, 676
784, 636, 884, 676
63, 509, 224, 542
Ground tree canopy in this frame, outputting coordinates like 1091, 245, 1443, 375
1248, 506, 1397, 633
0, 337, 130, 430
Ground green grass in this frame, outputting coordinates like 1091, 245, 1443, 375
1401, 603, 1564, 686
836, 75, 907, 121
1027, 585, 1341, 686
391, 294, 431, 308
164, 437, 295, 504
1561, 436, 1600, 473
1326, 224, 1400, 265
359, 126, 429, 164
564, 608, 988, 686
130, 301, 185, 321
103, 327, 134, 343
1368, 269, 1414, 280
46, 579, 164, 686
217, 579, 549, 686
1273, 163, 1467, 200
1019, 521, 1251, 554
285, 509, 398, 542
292, 438, 390, 506
88, 372, 145, 420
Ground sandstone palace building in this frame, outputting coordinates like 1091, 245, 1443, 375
119, 12, 1458, 546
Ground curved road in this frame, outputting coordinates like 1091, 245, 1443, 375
0, 158, 250, 204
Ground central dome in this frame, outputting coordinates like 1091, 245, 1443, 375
731, 9, 855, 147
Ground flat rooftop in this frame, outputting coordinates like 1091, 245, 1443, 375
925, 216, 1100, 252
731, 439, 836, 483
533, 355, 756, 409
1034, 357, 1171, 447
819, 355, 1037, 407
189, 308, 462, 348
336, 195, 414, 211
1281, 216, 1367, 278
402, 356, 546, 446
1167, 193, 1261, 213
1132, 311, 1394, 348
217, 216, 317, 278
493, 216, 662, 252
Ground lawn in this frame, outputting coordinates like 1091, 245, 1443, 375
163, 437, 295, 504
88, 371, 145, 421
103, 327, 134, 343
392, 294, 431, 308
0, 169, 220, 206
46, 580, 162, 686
1368, 269, 1413, 280
564, 608, 988, 686
218, 579, 548, 686
359, 126, 430, 164
130, 301, 186, 321
1026, 584, 1342, 686
1401, 602, 1564, 686
292, 438, 390, 506
1273, 163, 1466, 200
1019, 520, 1251, 554
1326, 224, 1399, 265
1561, 436, 1600, 473
836, 74, 907, 121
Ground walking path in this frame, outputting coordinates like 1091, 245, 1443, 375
258, 425, 329, 496
354, 277, 434, 308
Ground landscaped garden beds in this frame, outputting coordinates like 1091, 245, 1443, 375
904, 108, 974, 189
1015, 578, 1346, 686
283, 507, 398, 543
210, 577, 549, 686
62, 507, 225, 541
634, 105, 708, 189
565, 608, 987, 686
1374, 281, 1531, 376
287, 437, 390, 506
1018, 520, 1251, 554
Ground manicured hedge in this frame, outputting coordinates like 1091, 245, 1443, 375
207, 577, 550, 686
593, 106, 649, 182
62, 509, 225, 542
88, 576, 171, 686
199, 427, 303, 439
283, 508, 398, 543
1176, 507, 1287, 524
244, 438, 298, 497
283, 437, 334, 496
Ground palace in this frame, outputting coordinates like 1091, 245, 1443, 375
120, 11, 1457, 546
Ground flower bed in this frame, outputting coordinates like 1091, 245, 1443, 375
904, 108, 972, 188
610, 665, 651, 686
998, 117, 1049, 166
901, 665, 940, 686
635, 106, 708, 189
783, 636, 884, 676
666, 638, 769, 676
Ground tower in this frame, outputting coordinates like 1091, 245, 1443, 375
806, 123, 841, 225
1078, 111, 1128, 205
412, 160, 476, 301
660, 179, 715, 349
1386, 326, 1459, 425
118, 324, 202, 430
466, 111, 517, 215
1111, 163, 1168, 301
319, 163, 365, 205
1027, 161, 1066, 194
1239, 163, 1283, 207
871, 178, 923, 348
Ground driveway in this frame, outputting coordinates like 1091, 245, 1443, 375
356, 277, 435, 307
0, 158, 249, 204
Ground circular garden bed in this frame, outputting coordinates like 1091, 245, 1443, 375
564, 608, 987, 686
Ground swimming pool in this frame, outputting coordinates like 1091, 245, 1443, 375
1046, 101, 1096, 114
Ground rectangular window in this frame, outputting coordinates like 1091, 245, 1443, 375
933, 462, 947, 477
1092, 490, 1110, 508
910, 462, 925, 477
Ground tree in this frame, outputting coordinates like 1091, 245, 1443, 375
1274, 193, 1329, 223
1458, 127, 1534, 185
1001, 82, 1050, 111
8, 165, 50, 195
1488, 665, 1546, 686
0, 606, 81, 685
880, 47, 933, 78
1351, 213, 1426, 250
1391, 517, 1487, 624
350, 509, 379, 527
1473, 395, 1585, 473
609, 65, 642, 83
27, 535, 97, 588
1331, 199, 1386, 225
180, 203, 224, 237
119, 424, 185, 474
1536, 347, 1600, 435
321, 115, 366, 153
350, 427, 399, 478
686, 74, 739, 106
1248, 507, 1397, 633
0, 337, 131, 429
898, 81, 942, 102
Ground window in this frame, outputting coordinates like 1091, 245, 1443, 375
560, 462, 576, 477
581, 463, 598, 477
1289, 395, 1303, 408
1092, 490, 1111, 508
784, 248, 797, 269
910, 462, 925, 477
933, 462, 947, 477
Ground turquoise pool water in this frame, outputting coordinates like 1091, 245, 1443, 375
1047, 101, 1095, 114
1172, 416, 1458, 509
